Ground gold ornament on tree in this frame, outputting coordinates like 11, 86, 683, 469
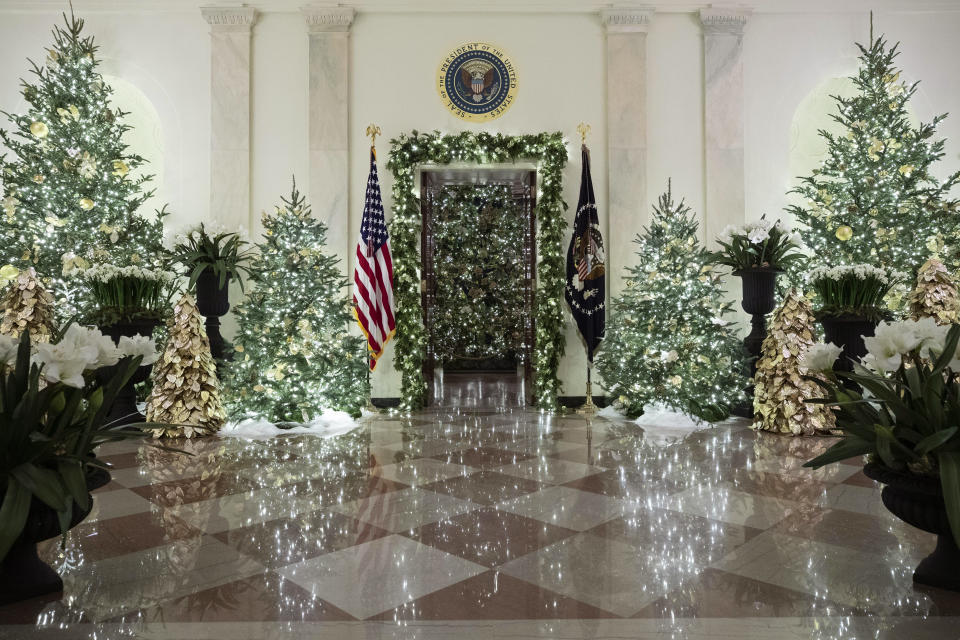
753, 289, 836, 436
908, 258, 959, 325
835, 225, 853, 241
145, 293, 225, 437
0, 267, 56, 344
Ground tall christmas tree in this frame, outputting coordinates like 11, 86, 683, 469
595, 183, 745, 422
787, 32, 960, 278
0, 12, 164, 315
753, 289, 836, 436
146, 293, 225, 438
222, 182, 368, 422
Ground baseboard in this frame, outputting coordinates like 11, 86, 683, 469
370, 396, 611, 409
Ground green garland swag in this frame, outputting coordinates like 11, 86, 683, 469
386, 130, 568, 410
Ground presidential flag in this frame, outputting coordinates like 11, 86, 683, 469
353, 148, 396, 370
564, 145, 605, 361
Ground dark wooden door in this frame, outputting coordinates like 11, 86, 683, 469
420, 169, 537, 405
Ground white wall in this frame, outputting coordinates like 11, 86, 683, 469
2, 3, 960, 399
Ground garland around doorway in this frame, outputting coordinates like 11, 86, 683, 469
386, 130, 569, 410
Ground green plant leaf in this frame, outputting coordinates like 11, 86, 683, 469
0, 481, 31, 561
11, 464, 68, 511
916, 427, 958, 454
938, 451, 960, 548
58, 460, 90, 511
805, 437, 874, 469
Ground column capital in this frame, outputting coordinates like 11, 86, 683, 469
200, 6, 257, 32
699, 7, 752, 35
301, 5, 355, 33
600, 6, 654, 34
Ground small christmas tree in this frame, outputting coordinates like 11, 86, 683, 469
909, 258, 960, 325
222, 181, 368, 422
0, 11, 165, 316
595, 182, 745, 421
0, 267, 55, 343
145, 293, 225, 438
753, 289, 836, 436
787, 33, 960, 278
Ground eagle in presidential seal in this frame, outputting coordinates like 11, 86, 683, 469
437, 43, 518, 122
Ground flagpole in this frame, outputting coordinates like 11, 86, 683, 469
574, 122, 599, 417
362, 123, 382, 415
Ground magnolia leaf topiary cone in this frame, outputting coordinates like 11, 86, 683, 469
909, 258, 959, 325
0, 267, 56, 343
146, 293, 225, 437
753, 289, 836, 436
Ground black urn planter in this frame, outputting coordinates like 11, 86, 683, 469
818, 314, 878, 376
195, 268, 231, 362
0, 471, 102, 605
864, 462, 960, 591
99, 319, 159, 424
732, 268, 781, 418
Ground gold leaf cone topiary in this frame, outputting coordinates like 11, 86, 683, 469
146, 293, 225, 437
909, 258, 959, 325
0, 267, 56, 344
753, 288, 836, 436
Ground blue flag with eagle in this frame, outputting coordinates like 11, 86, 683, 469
565, 145, 605, 362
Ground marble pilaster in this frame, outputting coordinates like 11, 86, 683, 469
601, 6, 652, 296
700, 7, 751, 246
302, 6, 354, 271
200, 6, 256, 229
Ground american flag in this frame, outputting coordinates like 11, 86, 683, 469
353, 148, 395, 370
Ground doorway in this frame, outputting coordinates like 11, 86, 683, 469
420, 168, 537, 406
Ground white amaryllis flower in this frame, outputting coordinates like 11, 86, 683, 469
117, 334, 159, 366
802, 343, 843, 372
716, 224, 737, 245
58, 324, 122, 368
0, 334, 18, 366
32, 341, 97, 388
747, 226, 770, 244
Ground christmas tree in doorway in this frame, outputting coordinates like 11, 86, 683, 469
0, 11, 164, 316
595, 182, 745, 421
788, 21, 960, 278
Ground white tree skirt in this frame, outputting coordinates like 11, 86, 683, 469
221, 408, 360, 440
600, 403, 712, 446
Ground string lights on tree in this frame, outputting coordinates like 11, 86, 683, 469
0, 12, 166, 318
595, 182, 745, 421
788, 33, 960, 281
221, 182, 368, 422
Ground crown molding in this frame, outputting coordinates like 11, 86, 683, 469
301, 5, 355, 32
699, 6, 752, 34
601, 6, 655, 33
200, 5, 257, 31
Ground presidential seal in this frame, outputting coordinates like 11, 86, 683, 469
437, 43, 518, 122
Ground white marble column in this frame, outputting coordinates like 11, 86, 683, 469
302, 6, 354, 271
700, 7, 751, 246
200, 6, 256, 229
601, 7, 653, 296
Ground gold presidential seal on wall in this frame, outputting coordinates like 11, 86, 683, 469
438, 43, 518, 122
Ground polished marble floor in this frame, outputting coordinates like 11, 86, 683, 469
2, 376, 959, 639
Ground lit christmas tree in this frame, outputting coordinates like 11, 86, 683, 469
222, 182, 368, 422
753, 289, 836, 436
787, 33, 960, 279
0, 12, 164, 316
909, 258, 959, 325
432, 184, 527, 369
145, 293, 225, 438
595, 182, 745, 421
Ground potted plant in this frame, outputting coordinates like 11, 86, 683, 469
74, 264, 174, 423
0, 326, 161, 604
803, 318, 960, 590
808, 264, 904, 374
167, 223, 254, 361
707, 217, 805, 414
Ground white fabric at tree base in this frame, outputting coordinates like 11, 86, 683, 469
221, 408, 359, 440
599, 403, 713, 446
